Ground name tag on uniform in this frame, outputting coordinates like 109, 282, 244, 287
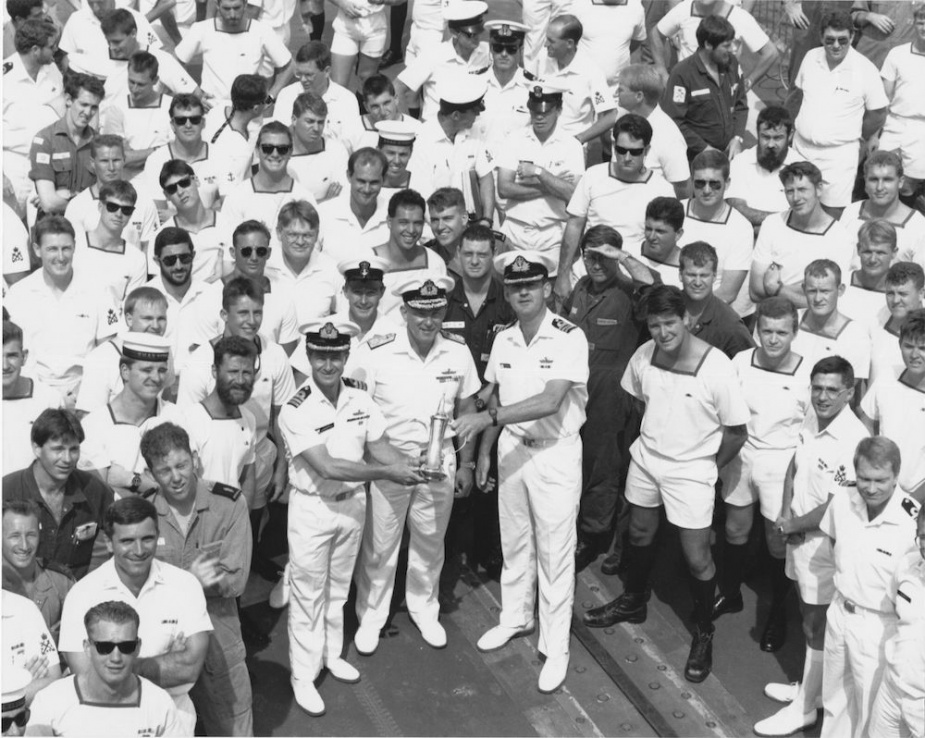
690, 88, 710, 97
51, 152, 71, 159
443, 321, 465, 329
596, 318, 618, 326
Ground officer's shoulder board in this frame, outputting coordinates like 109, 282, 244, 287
440, 329, 466, 344
901, 497, 920, 519
210, 481, 242, 502
523, 69, 537, 81
342, 377, 367, 391
367, 333, 396, 350
38, 558, 76, 582
287, 384, 312, 408
3, 61, 13, 75
551, 317, 578, 334
471, 65, 490, 75
496, 320, 517, 334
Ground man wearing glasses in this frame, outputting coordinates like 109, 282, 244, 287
753, 356, 867, 737
57, 497, 212, 734
27, 601, 182, 736
789, 10, 887, 218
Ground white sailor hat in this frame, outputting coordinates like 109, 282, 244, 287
438, 73, 488, 111
444, 1, 488, 31
493, 250, 557, 284
121, 332, 171, 362
375, 120, 417, 148
337, 256, 389, 282
301, 319, 359, 352
392, 273, 456, 310
2, 666, 32, 714
485, 20, 528, 45
526, 80, 569, 112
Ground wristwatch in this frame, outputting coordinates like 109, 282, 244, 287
129, 473, 142, 493
488, 407, 498, 427
474, 396, 487, 412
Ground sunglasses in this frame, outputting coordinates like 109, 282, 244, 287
260, 143, 291, 156
693, 179, 724, 191
163, 176, 193, 195
822, 36, 850, 46
172, 114, 203, 126
104, 201, 135, 216
161, 252, 194, 266
90, 638, 139, 655
239, 246, 269, 258
614, 144, 645, 157
2, 710, 29, 732
491, 43, 518, 54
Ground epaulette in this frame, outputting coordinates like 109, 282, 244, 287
551, 317, 577, 333
343, 377, 367, 391
440, 329, 466, 344
141, 487, 158, 499
523, 69, 537, 81
496, 320, 517, 333
901, 497, 919, 519
472, 65, 490, 75
38, 558, 76, 582
210, 481, 242, 501
367, 333, 396, 349
3, 61, 13, 75
287, 385, 312, 407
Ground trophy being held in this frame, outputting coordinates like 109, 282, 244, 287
420, 396, 452, 481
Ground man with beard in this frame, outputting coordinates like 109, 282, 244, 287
424, 188, 468, 269
180, 336, 258, 508
139, 422, 254, 736
660, 15, 747, 162
582, 285, 748, 685
319, 148, 391, 262
497, 83, 585, 256
727, 106, 799, 227
78, 333, 182, 499
287, 92, 349, 204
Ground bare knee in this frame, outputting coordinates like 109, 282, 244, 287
628, 507, 658, 546
724, 504, 754, 545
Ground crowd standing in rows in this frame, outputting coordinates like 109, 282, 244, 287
2, 0, 925, 736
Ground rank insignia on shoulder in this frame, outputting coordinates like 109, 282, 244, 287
342, 377, 367, 391
523, 70, 536, 81
210, 482, 242, 501
901, 497, 919, 518
471, 65, 490, 75
367, 333, 396, 349
287, 385, 312, 407
3, 62, 12, 74
551, 317, 577, 333
440, 329, 466, 344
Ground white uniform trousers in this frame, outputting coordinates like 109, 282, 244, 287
869, 668, 925, 738
288, 490, 366, 685
497, 430, 581, 659
355, 450, 455, 630
822, 592, 895, 738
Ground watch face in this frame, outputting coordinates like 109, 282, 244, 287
475, 397, 486, 411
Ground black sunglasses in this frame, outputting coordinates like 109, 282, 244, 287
491, 43, 518, 54
239, 246, 270, 258
2, 710, 29, 732
172, 114, 203, 126
260, 143, 292, 156
163, 176, 193, 195
693, 178, 724, 191
614, 144, 645, 157
161, 252, 194, 266
90, 638, 139, 655
104, 201, 135, 216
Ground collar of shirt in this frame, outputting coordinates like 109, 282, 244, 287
487, 68, 529, 91
148, 274, 210, 308
275, 248, 336, 283
393, 327, 455, 363
690, 49, 736, 86
95, 557, 168, 598
448, 273, 503, 307
811, 46, 863, 76
22, 462, 91, 510
805, 405, 860, 441
326, 192, 389, 228
50, 115, 94, 146
692, 295, 720, 328
151, 476, 213, 520
505, 308, 561, 348
848, 487, 915, 529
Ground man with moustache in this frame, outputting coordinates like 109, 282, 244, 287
57, 497, 212, 734
660, 15, 747, 161
727, 106, 800, 228
27, 601, 182, 736
140, 422, 254, 736
583, 285, 749, 684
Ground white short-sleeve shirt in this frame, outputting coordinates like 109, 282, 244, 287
266, 251, 340, 327
272, 80, 363, 151
860, 373, 925, 491
880, 43, 925, 121
139, 143, 223, 212
2, 377, 63, 472
657, 0, 769, 62
2, 589, 58, 671
533, 48, 616, 136
318, 193, 391, 262
397, 40, 491, 122
2, 202, 31, 280
180, 401, 258, 487
287, 139, 349, 203
841, 200, 925, 271
726, 146, 798, 214
407, 119, 492, 208
573, 0, 646, 88
72, 236, 149, 312
751, 211, 854, 287
791, 313, 872, 380
102, 94, 174, 157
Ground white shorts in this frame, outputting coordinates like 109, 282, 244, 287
625, 443, 718, 529
793, 134, 859, 208
499, 219, 564, 254
879, 115, 925, 180
331, 11, 388, 58
786, 530, 835, 605
720, 446, 792, 520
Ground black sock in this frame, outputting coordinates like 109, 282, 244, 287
625, 542, 657, 595
689, 574, 717, 630
720, 541, 748, 597
769, 557, 791, 611
309, 11, 324, 40
249, 507, 265, 557
388, 2, 408, 55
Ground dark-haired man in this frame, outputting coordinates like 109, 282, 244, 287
2, 409, 113, 580
57, 497, 212, 734
353, 74, 420, 151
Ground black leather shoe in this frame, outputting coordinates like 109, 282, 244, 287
760, 607, 787, 652
583, 592, 648, 627
379, 48, 403, 69
575, 540, 598, 573
600, 550, 622, 576
684, 626, 714, 683
711, 591, 744, 621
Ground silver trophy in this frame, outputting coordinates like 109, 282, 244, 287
420, 396, 450, 481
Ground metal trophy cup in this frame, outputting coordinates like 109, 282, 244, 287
420, 397, 450, 481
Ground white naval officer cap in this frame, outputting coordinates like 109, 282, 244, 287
375, 120, 418, 148
526, 80, 569, 112
484, 20, 528, 46
437, 73, 488, 112
494, 250, 558, 284
444, 1, 488, 31
301, 319, 359, 352
121, 332, 171, 362
337, 255, 389, 283
392, 273, 456, 310
2, 665, 32, 714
